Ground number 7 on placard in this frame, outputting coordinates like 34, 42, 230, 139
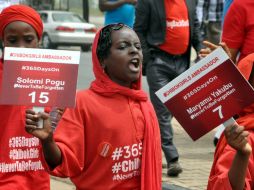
212, 105, 224, 119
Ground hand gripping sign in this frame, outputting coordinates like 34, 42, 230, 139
155, 47, 254, 140
0, 47, 80, 127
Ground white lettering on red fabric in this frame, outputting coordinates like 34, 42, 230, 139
166, 20, 189, 29
0, 136, 44, 173
111, 143, 142, 181
0, 160, 44, 173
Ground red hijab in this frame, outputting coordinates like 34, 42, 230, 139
0, 5, 43, 40
209, 53, 254, 177
90, 25, 162, 190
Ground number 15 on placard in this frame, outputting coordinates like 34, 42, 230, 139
28, 92, 49, 104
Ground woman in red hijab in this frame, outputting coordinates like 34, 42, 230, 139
0, 5, 50, 190
206, 51, 254, 189
25, 23, 162, 190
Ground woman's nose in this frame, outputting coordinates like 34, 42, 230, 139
18, 43, 26, 48
129, 45, 139, 54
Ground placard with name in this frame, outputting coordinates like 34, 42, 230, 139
1, 47, 80, 107
156, 47, 254, 140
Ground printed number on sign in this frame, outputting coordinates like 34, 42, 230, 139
212, 105, 224, 119
28, 92, 49, 104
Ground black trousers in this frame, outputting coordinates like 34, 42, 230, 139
146, 49, 189, 163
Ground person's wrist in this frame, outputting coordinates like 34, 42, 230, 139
237, 144, 252, 156
41, 132, 54, 145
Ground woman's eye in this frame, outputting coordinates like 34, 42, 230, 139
118, 43, 127, 49
25, 37, 34, 43
135, 44, 141, 49
8, 38, 16, 44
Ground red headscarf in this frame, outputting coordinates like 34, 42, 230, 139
0, 5, 43, 40
90, 25, 162, 190
209, 53, 254, 179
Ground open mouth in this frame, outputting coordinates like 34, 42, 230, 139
129, 58, 140, 72
130, 58, 140, 68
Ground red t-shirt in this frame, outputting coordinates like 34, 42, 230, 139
46, 89, 145, 190
222, 0, 254, 62
0, 61, 50, 190
158, 0, 190, 55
